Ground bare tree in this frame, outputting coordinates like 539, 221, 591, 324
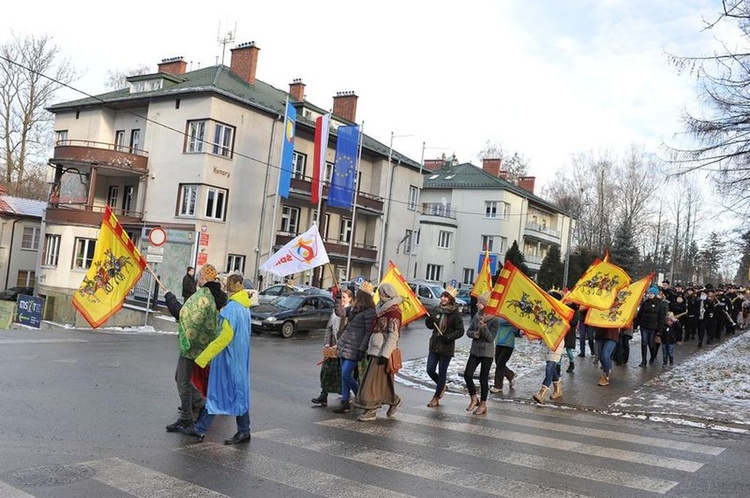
0, 34, 76, 196
105, 64, 151, 90
477, 140, 530, 183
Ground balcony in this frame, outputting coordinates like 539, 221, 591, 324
288, 177, 384, 215
52, 139, 149, 176
524, 253, 543, 271
420, 202, 458, 227
274, 233, 378, 263
45, 204, 143, 227
524, 221, 561, 244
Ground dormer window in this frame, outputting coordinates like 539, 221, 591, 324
130, 79, 163, 93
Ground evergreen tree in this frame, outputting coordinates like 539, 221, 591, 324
698, 232, 724, 283
734, 230, 750, 286
537, 245, 564, 290
566, 247, 599, 290
609, 220, 640, 276
500, 240, 529, 277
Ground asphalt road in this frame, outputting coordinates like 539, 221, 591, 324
0, 323, 748, 497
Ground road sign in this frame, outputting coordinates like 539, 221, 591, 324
147, 246, 164, 255
146, 254, 163, 263
450, 279, 458, 288
148, 227, 167, 246
355, 276, 365, 285
199, 233, 210, 246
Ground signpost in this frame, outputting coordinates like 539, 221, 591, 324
16, 295, 44, 328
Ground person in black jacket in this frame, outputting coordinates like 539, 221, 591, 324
634, 286, 666, 367
425, 289, 465, 407
182, 266, 197, 302
657, 312, 682, 367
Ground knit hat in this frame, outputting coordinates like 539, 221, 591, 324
198, 264, 218, 283
477, 292, 490, 307
646, 286, 658, 296
378, 282, 398, 300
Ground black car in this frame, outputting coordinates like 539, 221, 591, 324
251, 292, 335, 338
0, 286, 34, 301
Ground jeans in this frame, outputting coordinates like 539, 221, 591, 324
175, 355, 204, 422
578, 323, 594, 355
426, 352, 452, 397
341, 359, 358, 403
542, 360, 560, 387
195, 409, 250, 435
596, 339, 617, 375
640, 328, 657, 363
662, 343, 675, 364
492, 345, 515, 388
464, 355, 493, 401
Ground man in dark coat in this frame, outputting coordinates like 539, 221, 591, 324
182, 266, 197, 302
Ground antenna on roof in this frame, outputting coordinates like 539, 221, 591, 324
217, 21, 237, 65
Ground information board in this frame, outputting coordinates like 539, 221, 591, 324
16, 295, 44, 328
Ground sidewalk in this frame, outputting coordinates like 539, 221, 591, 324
397, 328, 750, 433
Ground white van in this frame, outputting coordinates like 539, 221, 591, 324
407, 280, 466, 313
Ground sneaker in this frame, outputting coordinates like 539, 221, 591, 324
332, 401, 351, 414
357, 410, 377, 422
508, 377, 516, 388
386, 397, 402, 417
166, 419, 193, 433
490, 386, 503, 394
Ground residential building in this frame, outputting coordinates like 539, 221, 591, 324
41, 43, 422, 325
413, 158, 573, 286
0, 186, 46, 291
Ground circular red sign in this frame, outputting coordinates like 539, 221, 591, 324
148, 227, 167, 246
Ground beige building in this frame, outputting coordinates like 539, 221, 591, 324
0, 188, 45, 292
40, 43, 422, 325
411, 158, 573, 286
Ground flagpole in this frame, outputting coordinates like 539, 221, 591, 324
255, 104, 282, 286
346, 122, 365, 280
406, 141, 425, 278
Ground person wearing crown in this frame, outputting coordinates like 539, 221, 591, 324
463, 292, 499, 415
424, 286, 465, 407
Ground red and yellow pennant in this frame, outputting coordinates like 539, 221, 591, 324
485, 260, 573, 350
585, 274, 653, 328
565, 253, 630, 310
72, 206, 147, 328
471, 249, 493, 298
375, 261, 427, 326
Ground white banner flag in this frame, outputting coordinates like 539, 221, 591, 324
261, 225, 330, 277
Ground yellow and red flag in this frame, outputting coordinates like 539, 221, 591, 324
72, 206, 147, 328
585, 274, 653, 328
485, 260, 573, 350
565, 255, 630, 310
375, 261, 427, 326
471, 250, 493, 298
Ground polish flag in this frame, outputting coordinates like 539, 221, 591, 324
311, 114, 331, 205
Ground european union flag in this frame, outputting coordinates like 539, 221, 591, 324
278, 101, 296, 198
327, 125, 360, 209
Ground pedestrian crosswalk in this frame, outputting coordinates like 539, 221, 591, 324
0, 401, 734, 497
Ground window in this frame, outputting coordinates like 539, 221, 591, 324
227, 254, 245, 273
292, 152, 306, 179
187, 121, 206, 152
73, 238, 97, 269
108, 186, 119, 208
426, 264, 442, 281
501, 202, 510, 220
55, 130, 68, 144
16, 270, 35, 287
42, 234, 61, 266
463, 268, 474, 285
498, 236, 507, 253
179, 184, 198, 216
485, 201, 498, 218
481, 235, 494, 252
115, 130, 125, 151
339, 218, 352, 243
408, 186, 419, 211
325, 162, 334, 183
122, 186, 134, 214
130, 129, 141, 153
212, 123, 234, 157
404, 229, 414, 254
438, 230, 452, 249
21, 227, 40, 250
205, 187, 227, 220
280, 206, 300, 233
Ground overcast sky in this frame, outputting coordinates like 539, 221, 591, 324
2, 0, 742, 187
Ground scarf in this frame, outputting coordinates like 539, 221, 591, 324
377, 295, 403, 315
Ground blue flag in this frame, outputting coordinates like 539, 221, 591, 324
278, 101, 296, 198
327, 125, 360, 209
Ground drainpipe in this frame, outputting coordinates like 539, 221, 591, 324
4, 219, 20, 290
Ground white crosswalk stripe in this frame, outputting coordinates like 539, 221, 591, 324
319, 417, 679, 494
178, 442, 415, 498
0, 480, 34, 498
252, 427, 589, 498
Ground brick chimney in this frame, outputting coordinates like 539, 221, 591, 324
518, 176, 536, 194
289, 78, 305, 101
158, 56, 187, 76
230, 41, 261, 86
332, 91, 358, 122
423, 159, 445, 172
482, 158, 503, 177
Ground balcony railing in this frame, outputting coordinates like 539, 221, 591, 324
421, 202, 456, 219
52, 139, 149, 174
288, 176, 384, 213
45, 203, 143, 226
274, 233, 378, 262
525, 221, 561, 239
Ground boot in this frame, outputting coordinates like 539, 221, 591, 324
532, 385, 549, 404
598, 374, 610, 386
550, 380, 563, 399
566, 362, 575, 373
427, 396, 440, 408
466, 394, 479, 411
332, 400, 351, 414
506, 370, 516, 388
473, 401, 487, 415
311, 392, 328, 406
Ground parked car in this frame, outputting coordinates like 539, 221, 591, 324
0, 286, 34, 301
257, 284, 299, 304
456, 288, 473, 314
407, 280, 467, 313
251, 292, 335, 338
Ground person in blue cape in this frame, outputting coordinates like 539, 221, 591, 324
183, 273, 253, 444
